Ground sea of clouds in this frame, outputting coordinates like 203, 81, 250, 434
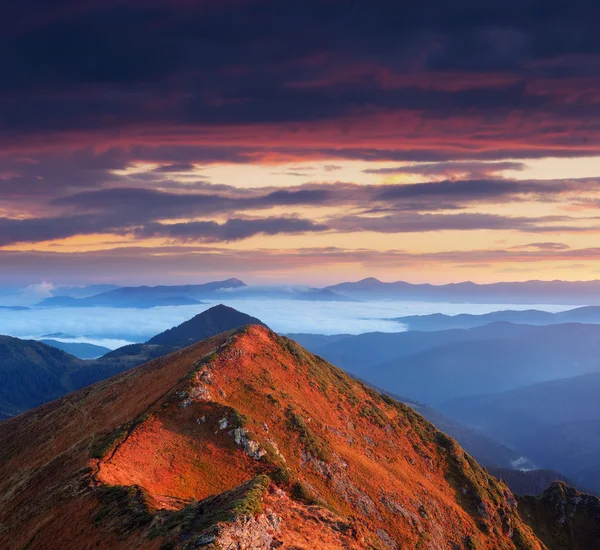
0, 299, 573, 349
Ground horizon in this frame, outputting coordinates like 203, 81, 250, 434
9, 275, 600, 291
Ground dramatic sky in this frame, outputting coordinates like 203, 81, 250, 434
2, 0, 600, 285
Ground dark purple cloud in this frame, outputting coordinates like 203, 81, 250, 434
0, 0, 599, 160
363, 161, 526, 178
136, 217, 328, 242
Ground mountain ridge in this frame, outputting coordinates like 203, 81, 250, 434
0, 305, 263, 419
0, 325, 544, 549
324, 278, 600, 304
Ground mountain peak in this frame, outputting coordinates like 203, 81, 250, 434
358, 277, 382, 283
147, 304, 266, 347
221, 277, 246, 286
0, 325, 544, 549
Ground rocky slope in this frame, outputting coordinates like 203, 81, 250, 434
518, 482, 600, 550
0, 325, 544, 549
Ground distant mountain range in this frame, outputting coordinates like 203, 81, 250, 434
38, 278, 246, 308
393, 305, 600, 330
324, 277, 600, 304
37, 279, 356, 308
20, 276, 600, 308
48, 284, 121, 298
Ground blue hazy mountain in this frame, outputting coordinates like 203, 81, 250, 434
37, 279, 247, 308
393, 306, 600, 331
324, 277, 600, 305
441, 373, 600, 494
39, 339, 112, 359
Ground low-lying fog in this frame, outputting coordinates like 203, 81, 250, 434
0, 299, 574, 349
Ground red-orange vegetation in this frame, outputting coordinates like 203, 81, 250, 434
0, 326, 545, 549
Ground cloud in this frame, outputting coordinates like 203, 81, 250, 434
1, 1, 600, 161
363, 161, 527, 179
510, 242, 571, 251
329, 212, 591, 234
1, 171, 599, 247
152, 162, 197, 173
135, 217, 328, 242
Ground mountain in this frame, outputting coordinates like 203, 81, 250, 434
518, 482, 600, 550
0, 325, 544, 549
37, 278, 246, 308
393, 306, 600, 331
292, 323, 600, 405
0, 305, 264, 419
49, 284, 122, 298
441, 373, 600, 493
324, 277, 600, 305
291, 288, 360, 302
40, 339, 112, 359
0, 336, 83, 418
148, 304, 266, 347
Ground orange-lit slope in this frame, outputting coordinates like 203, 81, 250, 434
0, 326, 544, 549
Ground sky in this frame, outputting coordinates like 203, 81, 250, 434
2, 0, 600, 285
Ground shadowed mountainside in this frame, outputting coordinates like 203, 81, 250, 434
0, 325, 545, 550
518, 482, 600, 550
0, 336, 83, 419
441, 373, 600, 494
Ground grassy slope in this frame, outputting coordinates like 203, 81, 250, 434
0, 326, 544, 549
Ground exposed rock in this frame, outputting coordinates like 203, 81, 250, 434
211, 512, 282, 550
376, 528, 399, 549
231, 427, 267, 460
179, 384, 212, 407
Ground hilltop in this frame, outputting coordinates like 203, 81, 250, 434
0, 305, 264, 418
148, 304, 266, 347
0, 326, 544, 549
